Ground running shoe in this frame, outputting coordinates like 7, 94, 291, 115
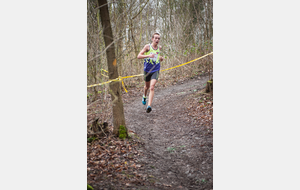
146, 105, 152, 113
142, 96, 146, 105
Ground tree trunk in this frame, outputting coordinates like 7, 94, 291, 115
205, 79, 213, 94
98, 0, 127, 137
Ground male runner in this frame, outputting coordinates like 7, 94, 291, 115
137, 32, 164, 113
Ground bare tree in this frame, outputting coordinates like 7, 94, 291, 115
87, 0, 213, 133
98, 0, 127, 137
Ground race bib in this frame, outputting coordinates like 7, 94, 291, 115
150, 53, 158, 62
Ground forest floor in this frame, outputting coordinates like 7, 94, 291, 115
87, 73, 213, 190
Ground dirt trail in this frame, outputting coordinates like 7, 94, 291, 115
124, 75, 213, 190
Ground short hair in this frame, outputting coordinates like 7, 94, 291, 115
152, 32, 160, 38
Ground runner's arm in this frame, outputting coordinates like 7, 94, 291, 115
137, 45, 154, 59
159, 45, 164, 62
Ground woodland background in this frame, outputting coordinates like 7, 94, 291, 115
87, 0, 213, 103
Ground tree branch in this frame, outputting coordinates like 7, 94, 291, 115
131, 0, 150, 20
87, 35, 124, 63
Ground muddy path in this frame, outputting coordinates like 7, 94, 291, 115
124, 75, 213, 190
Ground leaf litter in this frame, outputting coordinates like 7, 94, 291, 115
87, 73, 213, 190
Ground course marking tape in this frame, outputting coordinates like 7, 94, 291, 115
87, 52, 213, 91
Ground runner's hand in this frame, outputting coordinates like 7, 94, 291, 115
149, 54, 155, 58
159, 56, 164, 62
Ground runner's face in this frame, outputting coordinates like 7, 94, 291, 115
152, 35, 160, 45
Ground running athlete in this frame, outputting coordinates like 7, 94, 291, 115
137, 32, 164, 113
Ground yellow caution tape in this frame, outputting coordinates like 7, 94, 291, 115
101, 69, 109, 78
87, 52, 213, 91
161, 52, 213, 72
121, 80, 127, 93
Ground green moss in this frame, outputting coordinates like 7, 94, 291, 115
87, 184, 94, 190
119, 125, 127, 140
87, 136, 97, 143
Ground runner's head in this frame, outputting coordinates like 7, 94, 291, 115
152, 32, 160, 45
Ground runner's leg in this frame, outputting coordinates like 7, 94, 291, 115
144, 81, 150, 97
148, 79, 157, 107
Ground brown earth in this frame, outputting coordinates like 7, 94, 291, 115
87, 74, 213, 190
